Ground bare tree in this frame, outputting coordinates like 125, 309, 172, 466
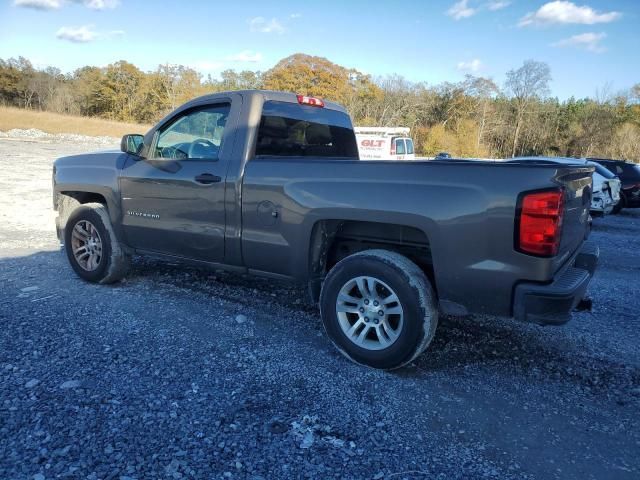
505, 60, 551, 157
631, 83, 640, 103
463, 75, 500, 150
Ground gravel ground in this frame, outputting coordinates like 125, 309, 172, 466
0, 135, 639, 480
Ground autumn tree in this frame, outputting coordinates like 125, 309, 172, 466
73, 66, 105, 117
99, 61, 145, 121
0, 57, 35, 108
215, 69, 263, 91
262, 53, 381, 107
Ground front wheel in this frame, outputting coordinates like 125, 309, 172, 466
64, 203, 130, 284
320, 249, 438, 370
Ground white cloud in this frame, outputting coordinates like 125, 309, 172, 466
55, 24, 124, 43
290, 13, 302, 19
552, 32, 607, 53
76, 0, 119, 9
457, 58, 483, 72
519, 1, 621, 27
13, 0, 61, 9
226, 50, 263, 63
55, 25, 97, 43
447, 0, 477, 20
15, 0, 118, 9
192, 61, 225, 73
248, 17, 285, 34
487, 1, 510, 11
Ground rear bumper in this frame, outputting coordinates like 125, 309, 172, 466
513, 241, 599, 325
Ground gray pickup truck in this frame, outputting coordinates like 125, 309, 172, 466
53, 90, 598, 369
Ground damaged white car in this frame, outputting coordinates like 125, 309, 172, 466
590, 161, 621, 215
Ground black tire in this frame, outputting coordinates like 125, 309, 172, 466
320, 249, 438, 370
64, 203, 130, 284
612, 196, 625, 215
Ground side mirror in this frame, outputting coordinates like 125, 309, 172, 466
121, 134, 144, 156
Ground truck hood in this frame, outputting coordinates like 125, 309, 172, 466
54, 150, 125, 169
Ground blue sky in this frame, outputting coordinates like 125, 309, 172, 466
0, 0, 638, 99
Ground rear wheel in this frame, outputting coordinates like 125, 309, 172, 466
320, 249, 438, 369
64, 203, 130, 284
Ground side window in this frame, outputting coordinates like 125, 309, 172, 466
406, 139, 414, 155
616, 165, 624, 175
154, 104, 230, 160
395, 139, 406, 155
625, 163, 640, 179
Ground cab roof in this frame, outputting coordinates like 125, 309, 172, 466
182, 89, 349, 114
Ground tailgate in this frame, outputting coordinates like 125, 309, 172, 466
556, 166, 593, 263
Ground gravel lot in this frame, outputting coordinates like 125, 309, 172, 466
1, 133, 639, 480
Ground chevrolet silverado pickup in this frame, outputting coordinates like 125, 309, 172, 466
53, 90, 598, 369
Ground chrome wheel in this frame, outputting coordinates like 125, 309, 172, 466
70, 220, 103, 271
336, 276, 404, 351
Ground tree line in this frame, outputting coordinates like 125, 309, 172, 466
1, 53, 638, 160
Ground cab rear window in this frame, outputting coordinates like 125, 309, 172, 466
255, 101, 358, 159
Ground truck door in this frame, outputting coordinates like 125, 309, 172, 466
405, 138, 415, 160
119, 102, 232, 263
393, 138, 406, 160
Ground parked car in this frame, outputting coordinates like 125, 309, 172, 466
591, 170, 617, 215
588, 161, 622, 214
53, 90, 598, 370
354, 127, 415, 160
589, 158, 640, 213
434, 152, 452, 160
509, 157, 618, 215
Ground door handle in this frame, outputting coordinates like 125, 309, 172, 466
194, 173, 222, 184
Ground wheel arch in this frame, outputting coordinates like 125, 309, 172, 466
55, 190, 126, 247
307, 219, 436, 303
59, 190, 108, 207
63, 201, 131, 284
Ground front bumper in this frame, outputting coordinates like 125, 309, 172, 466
513, 241, 599, 325
590, 193, 614, 214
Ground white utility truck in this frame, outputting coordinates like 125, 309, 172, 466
354, 127, 415, 160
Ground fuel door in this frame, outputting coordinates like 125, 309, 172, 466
257, 200, 278, 226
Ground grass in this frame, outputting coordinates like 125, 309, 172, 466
0, 106, 150, 138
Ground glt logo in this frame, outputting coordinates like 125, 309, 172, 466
361, 139, 385, 148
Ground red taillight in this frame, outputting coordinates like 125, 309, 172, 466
517, 190, 564, 257
296, 95, 324, 107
